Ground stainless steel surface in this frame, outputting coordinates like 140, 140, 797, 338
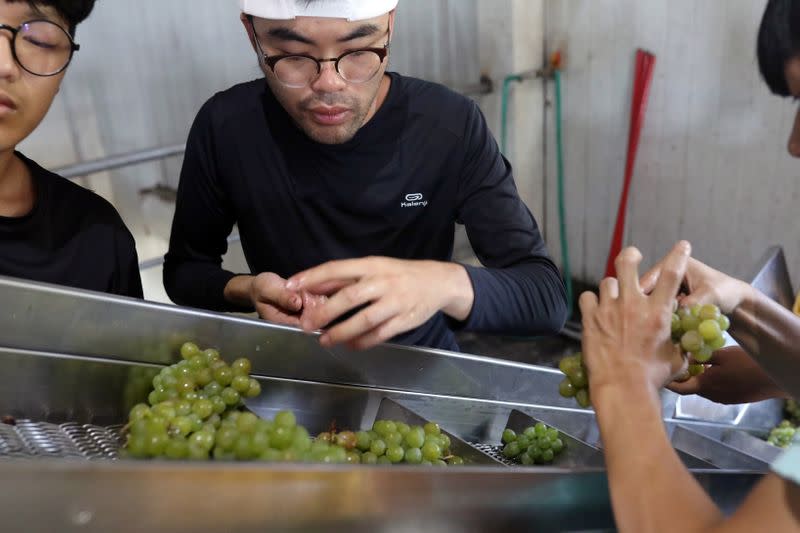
668, 426, 768, 471
749, 246, 795, 310
0, 421, 123, 459
720, 429, 783, 464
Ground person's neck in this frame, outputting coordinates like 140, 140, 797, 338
0, 150, 35, 218
363, 73, 392, 125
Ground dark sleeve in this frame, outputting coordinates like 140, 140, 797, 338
452, 101, 568, 336
163, 99, 249, 312
112, 225, 144, 299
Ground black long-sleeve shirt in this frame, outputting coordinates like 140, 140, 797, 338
164, 73, 567, 351
0, 152, 143, 298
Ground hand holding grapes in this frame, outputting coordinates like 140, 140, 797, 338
579, 243, 691, 395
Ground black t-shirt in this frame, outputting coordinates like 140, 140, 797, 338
165, 73, 567, 351
0, 153, 143, 298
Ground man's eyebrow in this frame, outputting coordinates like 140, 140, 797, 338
266, 27, 315, 45
338, 24, 381, 43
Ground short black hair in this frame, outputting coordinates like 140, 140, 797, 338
758, 0, 800, 96
6, 0, 96, 36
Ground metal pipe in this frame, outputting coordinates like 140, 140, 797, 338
54, 143, 186, 179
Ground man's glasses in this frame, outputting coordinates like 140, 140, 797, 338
248, 17, 390, 89
0, 19, 79, 77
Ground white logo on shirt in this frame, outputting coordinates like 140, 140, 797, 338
401, 193, 427, 208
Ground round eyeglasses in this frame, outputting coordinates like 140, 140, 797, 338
248, 17, 390, 89
0, 19, 79, 77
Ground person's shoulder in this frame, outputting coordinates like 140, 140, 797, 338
394, 73, 479, 137
22, 154, 129, 230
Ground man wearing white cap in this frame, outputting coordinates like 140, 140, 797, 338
164, 0, 568, 351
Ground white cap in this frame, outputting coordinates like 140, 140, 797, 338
240, 0, 398, 21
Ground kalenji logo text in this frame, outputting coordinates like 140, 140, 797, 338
401, 193, 427, 208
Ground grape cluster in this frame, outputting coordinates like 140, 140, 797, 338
767, 420, 797, 448
500, 423, 566, 465
785, 399, 800, 425
124, 342, 266, 460
320, 420, 464, 466
558, 304, 730, 408
672, 304, 730, 375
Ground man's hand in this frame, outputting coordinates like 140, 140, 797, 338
286, 257, 474, 350
580, 242, 691, 395
640, 253, 753, 315
669, 346, 789, 404
224, 273, 325, 327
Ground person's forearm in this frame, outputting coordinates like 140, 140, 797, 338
731, 285, 800, 399
439, 262, 475, 321
223, 275, 255, 308
593, 381, 723, 533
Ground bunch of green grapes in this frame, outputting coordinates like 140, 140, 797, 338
558, 304, 730, 408
767, 420, 797, 448
320, 420, 464, 466
123, 342, 263, 459
672, 304, 730, 376
500, 422, 566, 465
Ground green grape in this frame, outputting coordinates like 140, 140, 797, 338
231, 358, 252, 376
146, 417, 169, 434
698, 304, 720, 321
236, 412, 258, 434
448, 456, 465, 466
395, 422, 411, 436
545, 428, 559, 441
213, 447, 235, 461
520, 453, 534, 466
209, 360, 227, 372
161, 374, 178, 389
129, 403, 150, 421
126, 433, 149, 458
385, 432, 403, 446
211, 396, 227, 415
275, 410, 296, 428
213, 366, 234, 386
361, 451, 378, 465
670, 313, 682, 333
567, 367, 588, 389
216, 426, 238, 450
221, 387, 241, 406
575, 388, 591, 408
527, 445, 541, 459
188, 444, 209, 460
317, 432, 333, 444
181, 391, 198, 402
192, 399, 214, 420
270, 426, 293, 450
190, 430, 215, 452
370, 439, 387, 456
180, 342, 200, 360
541, 449, 555, 463
424, 422, 441, 436
231, 375, 251, 394
377, 456, 392, 465
558, 378, 576, 398
503, 442, 521, 458
251, 431, 270, 455
680, 331, 704, 353
440, 434, 451, 450
165, 438, 189, 459
501, 429, 517, 444
194, 368, 213, 387
551, 438, 565, 454
717, 315, 730, 332
176, 377, 196, 395
147, 433, 169, 456
291, 428, 312, 453
539, 438, 552, 450
234, 434, 255, 460
680, 313, 701, 332
693, 345, 713, 364
310, 440, 330, 454
421, 460, 433, 466
431, 459, 446, 467
688, 364, 705, 377
204, 381, 223, 397
698, 320, 722, 342
188, 355, 206, 372
170, 416, 193, 438
421, 442, 442, 461
706, 335, 726, 351
174, 400, 192, 416
516, 436, 530, 449
188, 414, 204, 433
260, 448, 283, 462
331, 447, 347, 463
356, 431, 373, 452
245, 379, 262, 399
224, 411, 241, 424
534, 423, 547, 437
151, 401, 175, 420
405, 427, 425, 448
558, 354, 581, 375
345, 451, 362, 464
404, 447, 423, 464
335, 431, 358, 450
386, 445, 405, 463
690, 304, 702, 317
203, 348, 220, 365
521, 426, 536, 440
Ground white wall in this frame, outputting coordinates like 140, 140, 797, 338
543, 0, 800, 286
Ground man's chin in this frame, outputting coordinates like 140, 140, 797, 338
301, 123, 359, 145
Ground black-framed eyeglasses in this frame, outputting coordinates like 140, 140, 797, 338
247, 16, 390, 89
0, 19, 79, 77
